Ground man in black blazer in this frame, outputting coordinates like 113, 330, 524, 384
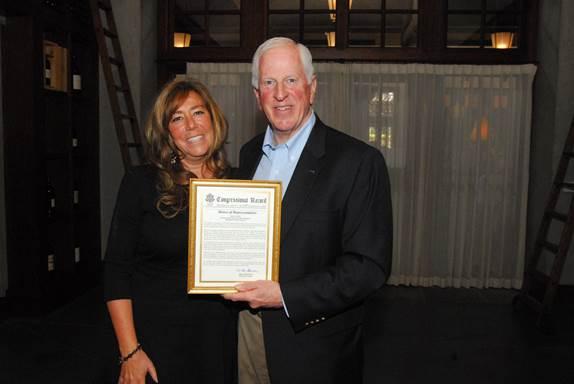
224, 37, 393, 384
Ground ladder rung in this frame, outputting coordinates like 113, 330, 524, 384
519, 293, 545, 312
529, 269, 551, 284
548, 211, 568, 222
103, 28, 117, 38
91, 0, 142, 169
541, 241, 559, 254
109, 57, 123, 66
558, 181, 574, 191
559, 181, 574, 190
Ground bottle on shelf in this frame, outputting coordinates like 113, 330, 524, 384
73, 189, 80, 206
47, 240, 55, 272
71, 54, 82, 91
74, 246, 81, 264
44, 53, 52, 88
47, 178, 56, 220
72, 123, 79, 149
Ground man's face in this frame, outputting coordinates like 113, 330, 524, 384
254, 45, 317, 144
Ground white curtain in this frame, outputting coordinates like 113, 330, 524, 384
187, 62, 537, 289
182, 63, 266, 165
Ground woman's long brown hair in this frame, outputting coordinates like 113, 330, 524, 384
145, 78, 229, 218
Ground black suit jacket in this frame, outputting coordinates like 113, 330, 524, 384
237, 118, 393, 384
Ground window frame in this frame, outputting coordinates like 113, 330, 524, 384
157, 0, 538, 84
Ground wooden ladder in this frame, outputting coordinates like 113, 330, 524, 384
89, 0, 144, 169
514, 113, 574, 329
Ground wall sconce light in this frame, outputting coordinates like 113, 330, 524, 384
328, 0, 352, 23
471, 116, 489, 142
491, 32, 514, 49
328, 0, 337, 22
325, 31, 336, 47
174, 32, 192, 48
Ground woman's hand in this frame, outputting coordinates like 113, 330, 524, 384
118, 349, 158, 384
107, 300, 157, 383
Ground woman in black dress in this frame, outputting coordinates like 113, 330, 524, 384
104, 78, 236, 383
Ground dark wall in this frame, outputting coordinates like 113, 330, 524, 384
0, 15, 7, 296
530, 0, 574, 284
98, 0, 157, 256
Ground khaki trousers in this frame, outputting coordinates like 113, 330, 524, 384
238, 310, 271, 384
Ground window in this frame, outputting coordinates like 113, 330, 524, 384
173, 0, 241, 47
267, 0, 419, 48
447, 0, 523, 49
267, 0, 340, 47
349, 0, 418, 48
158, 0, 538, 83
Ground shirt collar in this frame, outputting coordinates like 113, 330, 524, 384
261, 111, 316, 153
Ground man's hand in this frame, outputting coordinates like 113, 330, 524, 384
223, 280, 283, 309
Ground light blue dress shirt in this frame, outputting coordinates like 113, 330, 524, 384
253, 112, 316, 198
252, 112, 316, 316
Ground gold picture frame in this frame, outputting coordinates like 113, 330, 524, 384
187, 179, 281, 294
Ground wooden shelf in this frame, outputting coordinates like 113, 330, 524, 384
2, 0, 101, 307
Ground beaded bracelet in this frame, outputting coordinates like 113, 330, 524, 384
118, 343, 142, 365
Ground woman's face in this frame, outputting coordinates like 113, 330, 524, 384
168, 91, 215, 169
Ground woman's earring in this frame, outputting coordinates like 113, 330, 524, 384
170, 154, 178, 166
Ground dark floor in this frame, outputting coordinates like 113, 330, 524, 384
0, 285, 573, 384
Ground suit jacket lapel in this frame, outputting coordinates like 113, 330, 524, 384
239, 135, 264, 179
281, 120, 327, 240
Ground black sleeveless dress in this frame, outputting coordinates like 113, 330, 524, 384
101, 165, 237, 384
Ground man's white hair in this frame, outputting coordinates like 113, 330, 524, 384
251, 37, 315, 89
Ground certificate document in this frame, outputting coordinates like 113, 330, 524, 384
187, 179, 281, 294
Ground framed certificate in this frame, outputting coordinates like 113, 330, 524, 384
187, 179, 281, 294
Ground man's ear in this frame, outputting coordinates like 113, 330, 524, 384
309, 76, 317, 105
253, 88, 263, 111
